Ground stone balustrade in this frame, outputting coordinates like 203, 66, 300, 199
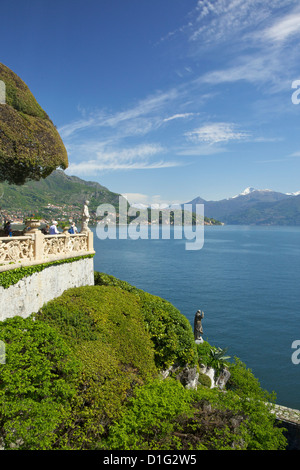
0, 230, 94, 272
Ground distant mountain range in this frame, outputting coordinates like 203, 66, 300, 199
186, 187, 300, 225
2, 172, 300, 226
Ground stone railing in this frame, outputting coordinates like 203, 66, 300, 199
0, 230, 94, 272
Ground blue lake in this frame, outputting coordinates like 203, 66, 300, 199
92, 225, 300, 410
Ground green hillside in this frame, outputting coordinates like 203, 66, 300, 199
0, 169, 125, 218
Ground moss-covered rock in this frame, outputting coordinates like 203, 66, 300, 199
0, 62, 68, 185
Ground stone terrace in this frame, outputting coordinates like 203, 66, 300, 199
0, 228, 94, 272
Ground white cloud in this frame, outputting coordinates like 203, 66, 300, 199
289, 151, 300, 157
60, 88, 189, 175
65, 143, 183, 175
59, 88, 179, 139
122, 193, 150, 205
176, 144, 227, 156
122, 193, 182, 207
163, 113, 195, 122
263, 11, 300, 42
67, 160, 181, 174
191, 0, 297, 44
159, 0, 299, 94
59, 0, 300, 182
185, 122, 249, 144
197, 51, 286, 89
58, 117, 95, 139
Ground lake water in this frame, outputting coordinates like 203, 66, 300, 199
92, 225, 300, 410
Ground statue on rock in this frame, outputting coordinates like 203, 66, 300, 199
194, 310, 204, 344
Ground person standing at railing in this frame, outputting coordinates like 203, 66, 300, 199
68, 222, 78, 234
49, 221, 60, 235
4, 220, 12, 237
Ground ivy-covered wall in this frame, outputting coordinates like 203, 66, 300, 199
0, 255, 94, 321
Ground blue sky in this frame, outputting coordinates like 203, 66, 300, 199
1, 0, 300, 204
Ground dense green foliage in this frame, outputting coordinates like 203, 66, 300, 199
0, 272, 288, 450
0, 63, 68, 185
196, 341, 231, 375
0, 283, 158, 449
0, 316, 80, 449
94, 272, 198, 369
101, 374, 286, 450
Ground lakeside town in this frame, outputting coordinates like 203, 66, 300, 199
0, 203, 94, 229
0, 205, 223, 233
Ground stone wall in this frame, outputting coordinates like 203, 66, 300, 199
0, 256, 94, 321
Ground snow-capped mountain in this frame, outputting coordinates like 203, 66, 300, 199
232, 186, 300, 199
286, 190, 300, 196
231, 187, 273, 199
186, 187, 300, 225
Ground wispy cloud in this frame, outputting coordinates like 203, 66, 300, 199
163, 113, 195, 122
195, 0, 298, 43
159, 0, 297, 47
61, 1, 300, 181
288, 151, 300, 157
159, 0, 299, 95
185, 122, 249, 144
59, 117, 95, 139
176, 144, 227, 156
191, 0, 270, 44
67, 159, 182, 174
198, 55, 278, 86
263, 10, 300, 42
122, 192, 182, 207
60, 87, 189, 175
65, 143, 183, 175
59, 88, 179, 140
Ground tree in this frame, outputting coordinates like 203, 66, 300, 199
0, 63, 68, 185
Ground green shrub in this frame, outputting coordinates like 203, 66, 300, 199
101, 375, 287, 451
198, 372, 211, 388
37, 285, 158, 447
227, 357, 275, 401
38, 285, 157, 377
100, 378, 195, 450
196, 341, 213, 367
197, 341, 231, 374
94, 271, 197, 369
94, 271, 141, 295
0, 316, 80, 450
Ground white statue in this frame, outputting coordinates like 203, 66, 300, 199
81, 200, 90, 232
